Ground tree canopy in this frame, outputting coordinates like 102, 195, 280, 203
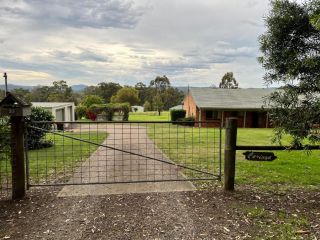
219, 72, 239, 89
111, 87, 139, 106
259, 0, 320, 146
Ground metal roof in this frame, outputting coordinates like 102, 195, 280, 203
31, 102, 74, 108
189, 88, 276, 110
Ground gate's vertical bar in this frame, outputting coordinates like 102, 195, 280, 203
24, 127, 30, 190
219, 120, 222, 180
11, 116, 26, 199
224, 117, 237, 191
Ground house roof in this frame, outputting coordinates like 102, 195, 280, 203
188, 88, 276, 110
31, 102, 74, 109
170, 105, 183, 110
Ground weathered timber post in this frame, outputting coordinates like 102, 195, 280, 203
11, 116, 26, 199
224, 117, 238, 191
0, 92, 31, 199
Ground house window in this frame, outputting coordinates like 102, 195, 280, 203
205, 110, 220, 120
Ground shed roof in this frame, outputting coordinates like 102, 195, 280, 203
31, 102, 74, 109
189, 88, 276, 110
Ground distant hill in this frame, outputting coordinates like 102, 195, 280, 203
71, 84, 88, 91
0, 84, 34, 91
0, 84, 88, 92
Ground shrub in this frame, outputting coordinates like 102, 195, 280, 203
170, 109, 186, 122
75, 105, 87, 119
81, 95, 104, 108
176, 117, 195, 126
87, 103, 130, 121
27, 107, 54, 149
0, 117, 10, 160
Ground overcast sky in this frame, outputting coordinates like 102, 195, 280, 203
0, 0, 272, 87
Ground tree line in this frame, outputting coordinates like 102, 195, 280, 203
0, 76, 184, 114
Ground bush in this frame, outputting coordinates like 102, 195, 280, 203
176, 117, 195, 126
170, 109, 186, 122
81, 95, 104, 108
75, 105, 87, 119
0, 117, 10, 160
87, 103, 130, 121
27, 107, 54, 149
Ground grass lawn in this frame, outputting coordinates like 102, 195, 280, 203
0, 132, 107, 186
129, 111, 170, 121
148, 126, 320, 188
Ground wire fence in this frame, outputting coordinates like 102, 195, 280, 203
0, 117, 11, 200
26, 121, 221, 186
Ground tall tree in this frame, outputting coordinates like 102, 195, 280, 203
219, 72, 239, 89
97, 82, 122, 102
149, 75, 170, 92
135, 82, 150, 105
48, 80, 75, 102
259, 0, 320, 146
111, 87, 139, 106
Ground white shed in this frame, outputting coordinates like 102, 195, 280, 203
131, 105, 144, 112
31, 102, 75, 122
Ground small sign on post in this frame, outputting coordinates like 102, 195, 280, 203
243, 151, 277, 161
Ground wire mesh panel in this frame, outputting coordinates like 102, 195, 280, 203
27, 121, 221, 186
0, 117, 11, 199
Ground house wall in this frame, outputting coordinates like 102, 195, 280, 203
183, 92, 200, 121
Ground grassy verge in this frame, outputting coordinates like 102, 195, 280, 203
148, 126, 320, 187
239, 205, 310, 239
129, 111, 170, 121
0, 132, 107, 185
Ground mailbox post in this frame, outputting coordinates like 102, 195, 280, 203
0, 92, 31, 199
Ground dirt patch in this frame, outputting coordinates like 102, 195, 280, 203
0, 185, 319, 239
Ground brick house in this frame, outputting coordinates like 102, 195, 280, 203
183, 88, 276, 128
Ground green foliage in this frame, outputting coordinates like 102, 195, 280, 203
176, 117, 195, 126
27, 107, 54, 149
150, 75, 170, 92
84, 82, 122, 103
75, 105, 87, 119
143, 101, 152, 112
111, 87, 139, 106
11, 88, 31, 103
0, 117, 10, 160
259, 0, 320, 146
219, 72, 239, 89
88, 103, 130, 121
81, 95, 104, 108
152, 94, 164, 116
47, 80, 75, 102
30, 81, 76, 103
170, 109, 186, 122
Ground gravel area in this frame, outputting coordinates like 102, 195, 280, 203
1, 185, 319, 239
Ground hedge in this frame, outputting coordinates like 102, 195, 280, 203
170, 109, 186, 122
87, 103, 130, 121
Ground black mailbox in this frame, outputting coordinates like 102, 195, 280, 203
0, 92, 31, 117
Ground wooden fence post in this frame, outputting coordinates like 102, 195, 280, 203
224, 117, 238, 191
11, 116, 26, 199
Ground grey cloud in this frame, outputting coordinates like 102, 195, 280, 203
50, 49, 110, 62
0, 0, 144, 29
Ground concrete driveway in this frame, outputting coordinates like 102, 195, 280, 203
59, 124, 195, 196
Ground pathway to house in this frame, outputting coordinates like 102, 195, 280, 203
59, 124, 195, 197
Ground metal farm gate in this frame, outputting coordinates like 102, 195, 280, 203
25, 121, 222, 187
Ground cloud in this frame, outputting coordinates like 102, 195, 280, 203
0, 0, 272, 88
0, 0, 144, 29
50, 49, 110, 63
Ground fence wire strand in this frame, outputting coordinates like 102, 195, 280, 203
25, 121, 221, 187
